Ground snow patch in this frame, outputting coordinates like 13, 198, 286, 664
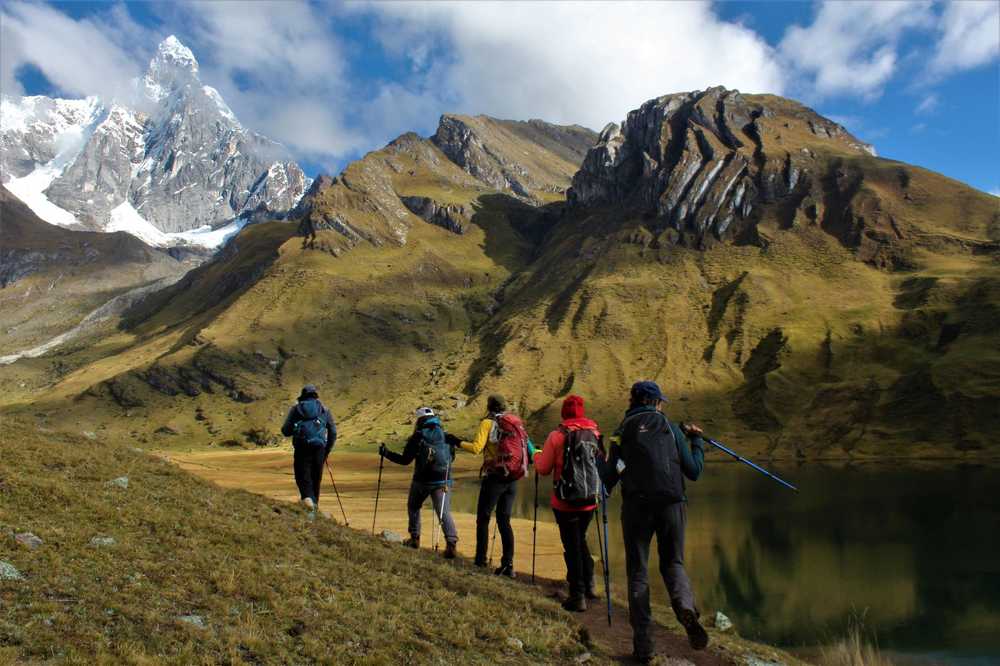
171, 218, 247, 248
4, 109, 100, 228
107, 200, 245, 249
108, 201, 171, 246
203, 86, 238, 125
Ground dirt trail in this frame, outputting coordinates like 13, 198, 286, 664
166, 448, 734, 665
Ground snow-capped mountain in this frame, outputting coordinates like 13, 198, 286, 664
1, 36, 308, 248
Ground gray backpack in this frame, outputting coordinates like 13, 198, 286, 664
554, 427, 602, 505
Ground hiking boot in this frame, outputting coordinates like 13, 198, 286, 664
677, 608, 709, 650
443, 542, 457, 559
403, 536, 420, 549
585, 585, 599, 600
631, 651, 653, 665
494, 564, 516, 579
561, 594, 587, 613
300, 497, 315, 511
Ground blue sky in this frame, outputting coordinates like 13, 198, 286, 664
2, 1, 998, 194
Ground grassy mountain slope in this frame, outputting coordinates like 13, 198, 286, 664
0, 186, 201, 404
4, 94, 998, 458
7, 117, 589, 451
0, 186, 195, 353
0, 415, 590, 664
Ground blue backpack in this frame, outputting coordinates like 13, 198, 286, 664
293, 399, 328, 448
415, 417, 450, 476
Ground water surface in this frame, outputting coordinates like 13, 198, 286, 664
449, 459, 1000, 663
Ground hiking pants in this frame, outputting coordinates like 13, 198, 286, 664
554, 508, 595, 597
407, 481, 458, 545
621, 498, 696, 656
475, 475, 517, 567
293, 445, 327, 505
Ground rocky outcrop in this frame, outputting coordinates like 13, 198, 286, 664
0, 96, 101, 181
288, 118, 591, 249
400, 196, 471, 234
432, 115, 596, 201
568, 86, 878, 248
44, 105, 147, 228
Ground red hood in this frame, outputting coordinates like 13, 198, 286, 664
561, 394, 585, 419
561, 417, 598, 430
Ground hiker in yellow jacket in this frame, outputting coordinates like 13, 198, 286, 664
459, 394, 536, 577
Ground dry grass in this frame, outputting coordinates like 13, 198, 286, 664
819, 620, 894, 666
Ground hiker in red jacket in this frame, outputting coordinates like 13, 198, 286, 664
534, 395, 605, 612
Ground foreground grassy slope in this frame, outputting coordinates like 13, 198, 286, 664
0, 416, 589, 664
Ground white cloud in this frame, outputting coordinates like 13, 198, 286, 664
0, 2, 147, 102
930, 1, 1000, 75
989, 187, 1000, 198
779, 1, 934, 99
365, 2, 786, 130
915, 93, 939, 114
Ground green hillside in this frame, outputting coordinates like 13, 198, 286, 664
1, 92, 997, 460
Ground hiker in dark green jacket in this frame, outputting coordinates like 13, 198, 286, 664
604, 380, 708, 663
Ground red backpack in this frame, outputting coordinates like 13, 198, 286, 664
483, 413, 529, 480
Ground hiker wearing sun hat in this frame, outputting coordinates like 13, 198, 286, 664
380, 407, 461, 558
604, 380, 709, 662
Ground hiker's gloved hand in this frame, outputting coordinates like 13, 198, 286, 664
378, 444, 387, 457
681, 423, 704, 438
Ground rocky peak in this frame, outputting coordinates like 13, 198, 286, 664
143, 36, 199, 100
2, 34, 306, 244
568, 86, 877, 245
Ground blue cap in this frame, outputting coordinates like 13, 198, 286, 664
631, 380, 668, 403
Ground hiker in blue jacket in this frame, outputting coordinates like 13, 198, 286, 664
281, 384, 337, 512
380, 407, 461, 559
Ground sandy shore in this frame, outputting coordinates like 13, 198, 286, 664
165, 447, 574, 582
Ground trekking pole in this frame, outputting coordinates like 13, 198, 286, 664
599, 482, 612, 626
433, 461, 451, 553
531, 469, 538, 584
372, 450, 385, 535
489, 521, 498, 567
705, 438, 798, 492
325, 460, 349, 526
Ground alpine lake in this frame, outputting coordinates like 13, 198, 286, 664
448, 457, 1000, 665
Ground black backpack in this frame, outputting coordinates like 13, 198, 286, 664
415, 418, 451, 477
617, 411, 684, 502
293, 399, 328, 448
554, 427, 602, 506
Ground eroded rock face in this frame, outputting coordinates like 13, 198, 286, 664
400, 196, 471, 234
432, 115, 595, 202
568, 87, 876, 246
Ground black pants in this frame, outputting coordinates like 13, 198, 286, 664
293, 445, 328, 504
554, 509, 595, 596
475, 475, 517, 567
621, 499, 696, 657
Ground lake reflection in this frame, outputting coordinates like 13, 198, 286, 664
449, 459, 1000, 662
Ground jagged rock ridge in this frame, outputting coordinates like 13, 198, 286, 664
568, 86, 877, 248
290, 119, 596, 249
